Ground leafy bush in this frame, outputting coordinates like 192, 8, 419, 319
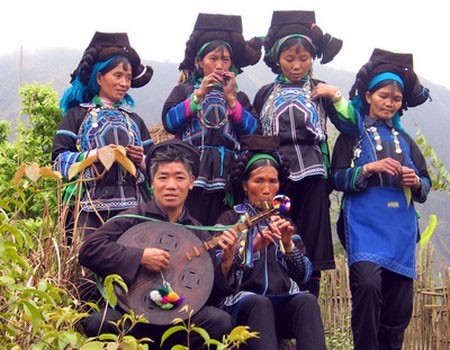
0, 83, 259, 349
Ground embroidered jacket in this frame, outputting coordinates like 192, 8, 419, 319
52, 102, 153, 212
331, 116, 432, 278
253, 79, 359, 182
162, 82, 259, 192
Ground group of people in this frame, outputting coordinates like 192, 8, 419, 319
52, 9, 432, 350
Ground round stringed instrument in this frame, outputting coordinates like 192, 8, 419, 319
115, 194, 291, 325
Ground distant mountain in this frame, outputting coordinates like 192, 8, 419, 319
2, 48, 449, 165
1, 48, 449, 269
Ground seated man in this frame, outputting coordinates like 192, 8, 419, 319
78, 139, 235, 349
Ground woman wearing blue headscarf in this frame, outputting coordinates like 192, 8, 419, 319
52, 32, 154, 238
331, 48, 432, 350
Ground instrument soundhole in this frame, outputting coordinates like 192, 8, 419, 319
180, 270, 200, 290
158, 231, 179, 252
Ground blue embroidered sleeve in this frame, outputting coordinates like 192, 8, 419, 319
54, 151, 85, 179
233, 108, 259, 136
333, 166, 367, 192
164, 101, 191, 134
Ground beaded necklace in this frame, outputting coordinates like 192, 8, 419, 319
261, 76, 328, 139
367, 125, 402, 154
261, 77, 314, 135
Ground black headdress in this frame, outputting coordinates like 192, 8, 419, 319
70, 31, 153, 88
225, 135, 290, 206
263, 10, 343, 74
349, 48, 431, 111
145, 139, 200, 178
179, 13, 263, 75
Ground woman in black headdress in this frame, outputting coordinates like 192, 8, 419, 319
331, 48, 431, 350
52, 32, 154, 238
215, 135, 326, 350
254, 10, 358, 296
162, 13, 262, 227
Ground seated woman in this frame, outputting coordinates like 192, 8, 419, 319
216, 135, 326, 350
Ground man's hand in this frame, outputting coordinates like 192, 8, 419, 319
218, 228, 239, 277
141, 248, 171, 272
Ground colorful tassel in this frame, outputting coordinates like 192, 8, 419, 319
150, 281, 184, 310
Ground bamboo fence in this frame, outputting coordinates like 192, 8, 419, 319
319, 247, 450, 349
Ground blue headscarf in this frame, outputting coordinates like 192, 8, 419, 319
350, 72, 406, 132
60, 56, 135, 115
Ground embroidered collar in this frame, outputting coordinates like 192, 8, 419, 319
80, 97, 133, 113
93, 95, 121, 108
234, 199, 261, 216
364, 115, 394, 129
275, 74, 309, 84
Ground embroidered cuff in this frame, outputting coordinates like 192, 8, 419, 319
228, 101, 243, 123
334, 97, 349, 111
355, 165, 369, 189
186, 95, 199, 116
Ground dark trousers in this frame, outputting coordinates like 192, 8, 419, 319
232, 293, 326, 350
186, 187, 230, 227
350, 261, 413, 350
287, 177, 335, 272
82, 305, 233, 350
288, 177, 335, 297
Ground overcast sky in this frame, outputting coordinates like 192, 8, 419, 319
3, 0, 448, 89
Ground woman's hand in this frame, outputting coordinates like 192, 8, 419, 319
401, 166, 421, 189
270, 215, 295, 249
252, 230, 274, 252
221, 71, 237, 108
126, 144, 144, 164
141, 248, 171, 272
364, 158, 403, 177
312, 82, 340, 101
252, 219, 289, 252
194, 71, 237, 108
195, 72, 223, 98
